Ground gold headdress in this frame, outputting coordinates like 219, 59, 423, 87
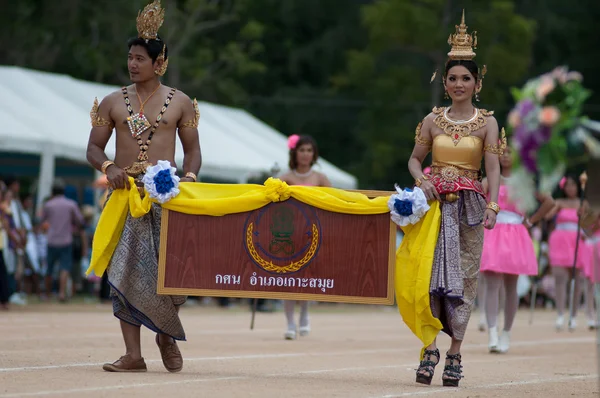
136, 0, 165, 41
447, 10, 477, 61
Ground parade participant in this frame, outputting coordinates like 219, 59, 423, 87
480, 145, 555, 353
279, 134, 331, 340
582, 214, 600, 328
545, 175, 590, 330
86, 0, 201, 373
401, 11, 503, 387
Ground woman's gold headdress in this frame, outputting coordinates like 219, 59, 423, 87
136, 0, 165, 42
447, 10, 477, 60
431, 10, 487, 87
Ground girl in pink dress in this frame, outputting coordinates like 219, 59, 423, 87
545, 176, 591, 330
582, 216, 600, 328
279, 134, 331, 340
480, 146, 554, 353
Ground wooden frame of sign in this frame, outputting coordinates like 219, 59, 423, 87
157, 189, 396, 305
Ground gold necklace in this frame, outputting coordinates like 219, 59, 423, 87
432, 106, 488, 146
126, 83, 162, 138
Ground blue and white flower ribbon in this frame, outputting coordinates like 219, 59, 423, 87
142, 160, 181, 204
388, 184, 430, 227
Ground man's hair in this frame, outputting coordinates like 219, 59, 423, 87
3, 175, 18, 189
127, 36, 168, 63
52, 184, 65, 197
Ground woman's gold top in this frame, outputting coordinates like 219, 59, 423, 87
414, 107, 504, 195
432, 134, 483, 171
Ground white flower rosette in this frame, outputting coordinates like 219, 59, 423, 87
142, 160, 181, 204
388, 184, 430, 227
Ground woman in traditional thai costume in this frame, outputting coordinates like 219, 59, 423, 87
545, 175, 592, 330
396, 12, 503, 387
279, 134, 331, 340
480, 145, 555, 353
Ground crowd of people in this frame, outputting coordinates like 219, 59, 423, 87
0, 175, 110, 308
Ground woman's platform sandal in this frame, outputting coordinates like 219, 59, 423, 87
415, 348, 440, 385
442, 352, 463, 387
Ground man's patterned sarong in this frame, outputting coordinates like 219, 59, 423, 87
107, 203, 187, 341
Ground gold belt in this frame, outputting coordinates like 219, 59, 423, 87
431, 165, 480, 182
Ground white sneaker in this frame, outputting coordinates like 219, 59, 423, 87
568, 318, 577, 332
587, 319, 598, 330
555, 315, 565, 331
488, 326, 499, 353
498, 330, 510, 353
299, 325, 311, 337
9, 293, 26, 306
284, 328, 297, 340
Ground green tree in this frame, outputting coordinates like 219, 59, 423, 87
334, 0, 536, 189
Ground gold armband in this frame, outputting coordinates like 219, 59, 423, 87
180, 98, 200, 129
484, 128, 507, 155
414, 121, 432, 147
486, 201, 500, 214
90, 98, 114, 129
101, 160, 115, 174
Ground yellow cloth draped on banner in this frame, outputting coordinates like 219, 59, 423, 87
396, 201, 443, 359
87, 177, 391, 277
87, 176, 442, 355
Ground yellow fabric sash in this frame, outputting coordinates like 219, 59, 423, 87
86, 177, 390, 277
396, 201, 443, 358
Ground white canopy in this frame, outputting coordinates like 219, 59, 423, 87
0, 66, 357, 207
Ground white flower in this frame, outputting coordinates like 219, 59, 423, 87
388, 185, 430, 227
142, 160, 181, 204
506, 169, 538, 214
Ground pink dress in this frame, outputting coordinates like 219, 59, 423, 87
583, 230, 600, 282
480, 185, 538, 275
548, 208, 585, 268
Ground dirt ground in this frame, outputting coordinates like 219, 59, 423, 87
0, 300, 598, 397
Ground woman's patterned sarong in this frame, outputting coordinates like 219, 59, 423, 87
429, 190, 486, 340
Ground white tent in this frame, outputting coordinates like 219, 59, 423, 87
0, 66, 357, 208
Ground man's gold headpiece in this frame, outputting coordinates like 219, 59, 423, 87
136, 0, 165, 41
447, 10, 477, 61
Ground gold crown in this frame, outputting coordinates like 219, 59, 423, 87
136, 0, 165, 41
447, 10, 477, 60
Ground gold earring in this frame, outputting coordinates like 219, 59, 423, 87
155, 58, 168, 76
155, 44, 168, 76
444, 91, 449, 100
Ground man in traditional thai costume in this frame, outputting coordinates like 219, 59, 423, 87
86, 0, 201, 373
396, 11, 503, 387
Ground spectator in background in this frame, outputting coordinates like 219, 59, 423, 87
33, 217, 49, 299
41, 183, 84, 302
0, 185, 21, 310
4, 176, 41, 303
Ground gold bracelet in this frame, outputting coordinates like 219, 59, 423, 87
415, 178, 422, 187
185, 172, 197, 182
486, 201, 500, 214
101, 160, 115, 174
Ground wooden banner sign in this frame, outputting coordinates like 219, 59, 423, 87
157, 195, 396, 305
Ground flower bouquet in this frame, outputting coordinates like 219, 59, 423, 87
506, 66, 600, 212
388, 185, 430, 227
142, 160, 181, 204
